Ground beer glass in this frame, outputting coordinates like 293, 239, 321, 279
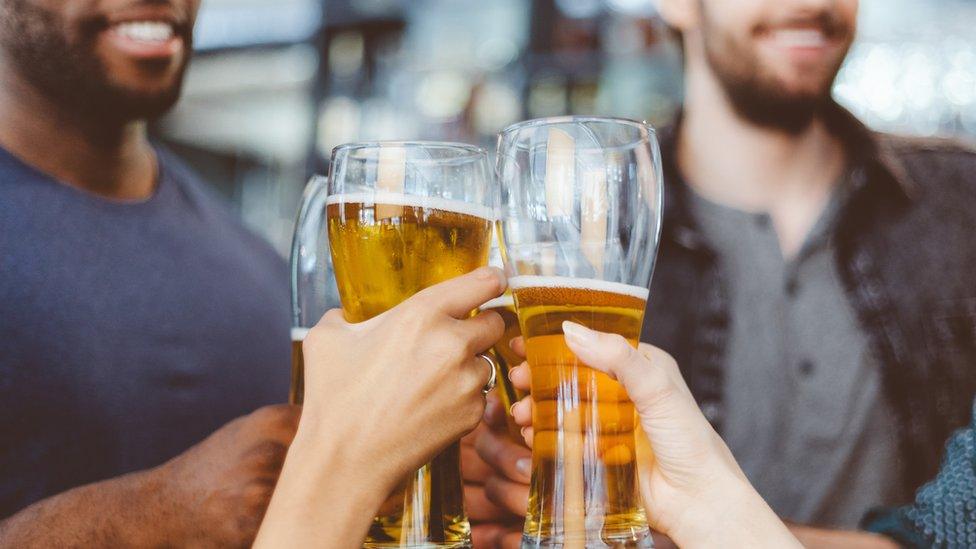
327, 141, 495, 548
479, 246, 526, 439
289, 175, 341, 405
496, 117, 664, 548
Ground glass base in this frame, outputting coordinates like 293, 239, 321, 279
520, 526, 653, 548
364, 543, 470, 549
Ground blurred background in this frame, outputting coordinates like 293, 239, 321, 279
152, 0, 976, 255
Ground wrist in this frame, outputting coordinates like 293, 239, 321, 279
670, 473, 796, 549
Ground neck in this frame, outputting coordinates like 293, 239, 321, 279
676, 50, 847, 257
0, 62, 157, 201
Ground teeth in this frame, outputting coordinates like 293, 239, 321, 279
114, 21, 174, 43
772, 29, 827, 48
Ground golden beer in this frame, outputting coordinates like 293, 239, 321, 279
328, 193, 492, 548
289, 328, 308, 405
479, 293, 526, 438
513, 276, 651, 548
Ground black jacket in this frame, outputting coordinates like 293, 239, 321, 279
642, 106, 976, 496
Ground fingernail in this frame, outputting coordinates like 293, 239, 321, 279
562, 321, 597, 346
509, 402, 519, 416
515, 457, 531, 477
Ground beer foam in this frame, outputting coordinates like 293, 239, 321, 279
508, 275, 649, 301
479, 294, 515, 310
326, 191, 496, 221
291, 327, 310, 341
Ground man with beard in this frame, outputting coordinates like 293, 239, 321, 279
0, 0, 298, 545
471, 0, 976, 546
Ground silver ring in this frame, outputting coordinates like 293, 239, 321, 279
478, 354, 497, 395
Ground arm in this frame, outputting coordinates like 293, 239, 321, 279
788, 524, 898, 548
1, 404, 301, 549
0, 469, 169, 548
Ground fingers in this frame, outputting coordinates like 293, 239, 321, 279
509, 336, 525, 358
510, 397, 531, 427
471, 523, 523, 549
500, 530, 523, 549
462, 441, 494, 483
464, 484, 510, 522
508, 363, 530, 393
520, 426, 534, 449
483, 392, 508, 430
561, 321, 673, 409
484, 475, 529, 516
457, 310, 506, 355
412, 267, 506, 319
474, 427, 532, 484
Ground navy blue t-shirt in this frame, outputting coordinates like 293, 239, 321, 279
0, 145, 291, 517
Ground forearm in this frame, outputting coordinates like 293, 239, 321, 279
0, 468, 171, 548
254, 429, 398, 548
789, 524, 899, 549
670, 477, 802, 549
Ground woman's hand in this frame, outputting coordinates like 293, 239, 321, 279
255, 266, 507, 548
508, 322, 801, 548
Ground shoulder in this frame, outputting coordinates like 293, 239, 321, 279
877, 132, 976, 186
154, 146, 287, 273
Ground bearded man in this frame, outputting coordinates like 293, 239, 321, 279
0, 0, 299, 545
471, 1, 976, 546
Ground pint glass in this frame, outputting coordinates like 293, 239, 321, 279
327, 142, 495, 548
496, 117, 664, 548
289, 175, 341, 405
479, 248, 526, 439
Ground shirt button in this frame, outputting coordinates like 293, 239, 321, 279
799, 360, 815, 376
785, 276, 799, 297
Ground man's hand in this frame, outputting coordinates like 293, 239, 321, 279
464, 388, 530, 549
153, 404, 301, 546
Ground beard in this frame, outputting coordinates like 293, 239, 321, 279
699, 7, 852, 134
0, 0, 190, 124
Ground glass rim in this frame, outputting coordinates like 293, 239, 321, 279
499, 115, 656, 137
330, 140, 488, 160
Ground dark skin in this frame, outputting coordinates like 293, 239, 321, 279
0, 1, 302, 546
0, 0, 199, 199
0, 405, 301, 548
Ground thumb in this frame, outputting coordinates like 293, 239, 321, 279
561, 321, 683, 420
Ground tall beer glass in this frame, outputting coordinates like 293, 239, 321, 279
327, 142, 495, 548
496, 117, 664, 548
289, 175, 341, 405
479, 247, 526, 439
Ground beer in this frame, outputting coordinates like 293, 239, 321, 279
289, 327, 308, 405
479, 293, 525, 438
328, 192, 492, 548
512, 275, 651, 548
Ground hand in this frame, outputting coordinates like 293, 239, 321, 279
465, 394, 528, 549
151, 404, 301, 547
296, 266, 507, 481
509, 323, 801, 548
255, 267, 507, 548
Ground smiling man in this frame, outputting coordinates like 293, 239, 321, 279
473, 0, 976, 546
0, 0, 298, 545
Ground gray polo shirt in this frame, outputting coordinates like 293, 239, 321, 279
687, 180, 908, 528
